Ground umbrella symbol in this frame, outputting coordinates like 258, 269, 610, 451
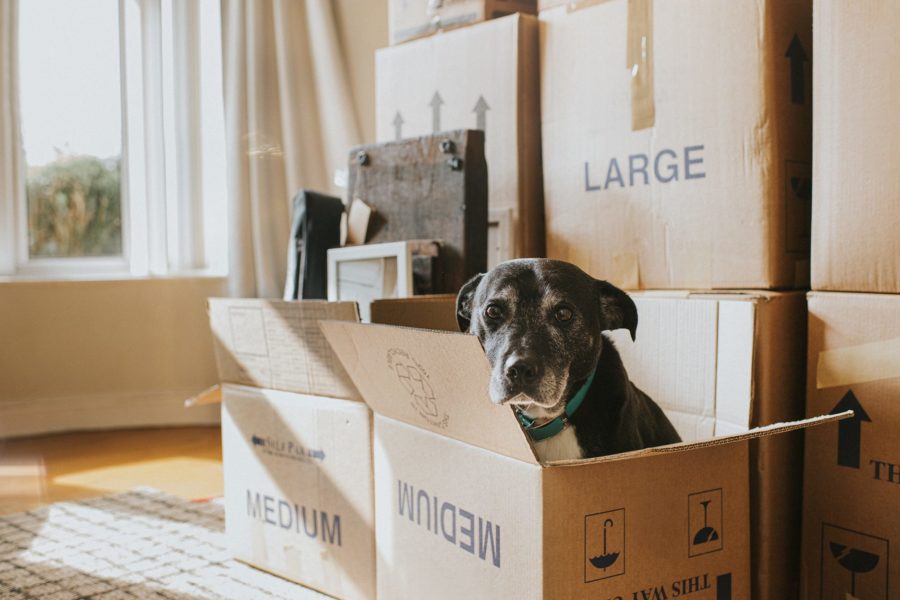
829, 542, 880, 596
692, 500, 720, 546
589, 519, 620, 570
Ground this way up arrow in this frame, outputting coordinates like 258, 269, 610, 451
785, 34, 808, 105
830, 389, 871, 469
429, 91, 444, 133
473, 95, 490, 131
393, 111, 404, 141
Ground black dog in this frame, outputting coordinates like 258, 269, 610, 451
456, 259, 681, 461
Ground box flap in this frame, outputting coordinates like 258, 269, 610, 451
320, 321, 538, 464
546, 411, 853, 467
370, 295, 458, 332
209, 299, 361, 400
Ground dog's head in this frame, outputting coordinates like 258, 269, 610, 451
456, 259, 636, 420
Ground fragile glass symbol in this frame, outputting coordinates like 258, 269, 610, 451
589, 518, 620, 570
692, 501, 719, 545
829, 542, 880, 596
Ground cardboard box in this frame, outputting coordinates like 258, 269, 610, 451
802, 292, 900, 599
208, 299, 375, 598
540, 1, 812, 289
595, 290, 808, 600
389, 0, 537, 45
810, 1, 900, 293
376, 14, 544, 266
370, 294, 459, 331
221, 384, 375, 600
208, 299, 361, 400
321, 320, 844, 599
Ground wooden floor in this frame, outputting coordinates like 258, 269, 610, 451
0, 427, 223, 515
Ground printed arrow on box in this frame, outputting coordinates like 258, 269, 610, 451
785, 34, 808, 105
429, 91, 444, 133
473, 95, 490, 131
830, 390, 871, 469
393, 111, 404, 141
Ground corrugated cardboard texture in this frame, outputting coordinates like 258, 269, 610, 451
208, 299, 360, 401
389, 0, 537, 45
373, 416, 542, 599
607, 291, 807, 600
221, 385, 375, 599
540, 0, 812, 289
542, 440, 751, 598
320, 321, 537, 464
802, 292, 900, 599
810, 1, 900, 293
376, 14, 544, 262
370, 295, 459, 332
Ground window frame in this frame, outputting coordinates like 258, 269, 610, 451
3, 0, 225, 280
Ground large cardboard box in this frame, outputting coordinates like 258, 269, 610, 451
377, 14, 544, 266
810, 1, 900, 294
389, 0, 536, 46
540, 1, 812, 289
619, 291, 807, 600
802, 292, 900, 599
321, 320, 843, 599
208, 299, 375, 599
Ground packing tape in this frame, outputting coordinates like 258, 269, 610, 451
562, 0, 656, 130
626, 0, 655, 130
816, 337, 900, 389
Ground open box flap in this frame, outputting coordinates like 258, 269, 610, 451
209, 298, 361, 400
320, 321, 539, 464
545, 410, 854, 467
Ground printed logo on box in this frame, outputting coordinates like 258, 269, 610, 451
688, 488, 723, 558
250, 434, 325, 463
584, 508, 625, 583
387, 348, 449, 428
820, 522, 889, 600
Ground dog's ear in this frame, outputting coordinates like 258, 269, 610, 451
456, 273, 484, 332
595, 279, 638, 341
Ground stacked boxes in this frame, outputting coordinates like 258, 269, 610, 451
801, 2, 900, 598
376, 13, 544, 266
539, 1, 814, 598
207, 299, 376, 600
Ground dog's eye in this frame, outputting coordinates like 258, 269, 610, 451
484, 304, 503, 320
555, 307, 573, 322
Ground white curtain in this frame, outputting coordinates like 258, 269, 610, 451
221, 0, 361, 298
0, 0, 23, 274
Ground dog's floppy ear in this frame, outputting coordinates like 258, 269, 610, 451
456, 273, 484, 332
595, 279, 638, 341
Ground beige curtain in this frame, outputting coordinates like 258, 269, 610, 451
222, 0, 361, 298
0, 0, 23, 274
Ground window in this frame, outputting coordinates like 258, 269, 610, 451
5, 0, 227, 278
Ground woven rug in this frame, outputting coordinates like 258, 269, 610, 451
0, 488, 326, 599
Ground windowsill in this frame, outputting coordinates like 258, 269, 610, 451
0, 269, 228, 285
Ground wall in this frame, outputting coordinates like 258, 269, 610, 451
0, 277, 226, 438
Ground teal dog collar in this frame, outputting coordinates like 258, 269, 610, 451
516, 369, 597, 442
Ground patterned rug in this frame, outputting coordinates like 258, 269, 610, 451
0, 488, 326, 599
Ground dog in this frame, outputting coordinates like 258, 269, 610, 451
456, 258, 681, 462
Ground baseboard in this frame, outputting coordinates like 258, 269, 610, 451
0, 389, 221, 439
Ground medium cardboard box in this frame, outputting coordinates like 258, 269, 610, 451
801, 292, 900, 599
321, 320, 844, 599
208, 299, 375, 598
376, 14, 544, 265
389, 0, 537, 45
540, 1, 812, 289
221, 384, 374, 600
618, 291, 807, 600
810, 1, 900, 293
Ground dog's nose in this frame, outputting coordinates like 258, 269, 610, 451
505, 357, 541, 386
